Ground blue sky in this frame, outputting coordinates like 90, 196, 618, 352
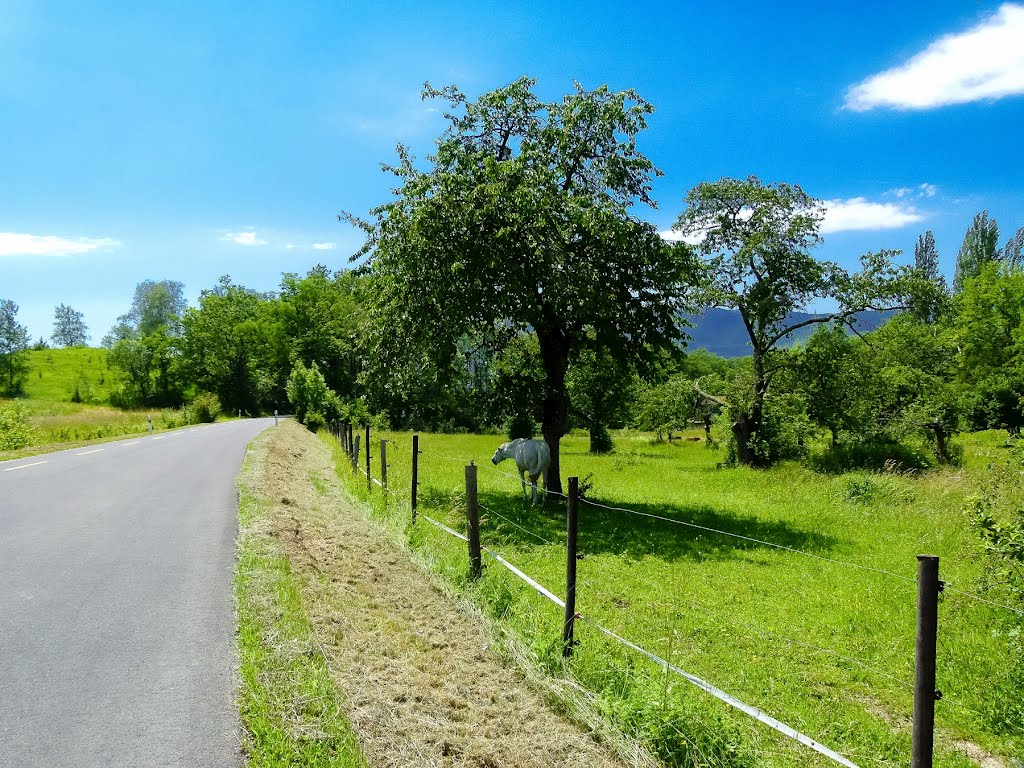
2, 0, 1023, 341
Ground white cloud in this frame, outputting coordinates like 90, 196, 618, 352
223, 230, 268, 246
311, 242, 336, 251
284, 243, 296, 250
890, 182, 937, 199
820, 198, 924, 233
0, 232, 120, 257
845, 3, 1024, 111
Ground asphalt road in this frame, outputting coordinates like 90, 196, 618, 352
0, 418, 275, 768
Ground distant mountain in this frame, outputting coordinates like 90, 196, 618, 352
684, 308, 895, 358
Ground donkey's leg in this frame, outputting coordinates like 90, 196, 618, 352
529, 475, 539, 506
520, 471, 529, 502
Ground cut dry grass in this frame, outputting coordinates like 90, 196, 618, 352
239, 420, 638, 767
236, 425, 365, 767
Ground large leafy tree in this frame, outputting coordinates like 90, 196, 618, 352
345, 78, 698, 492
181, 276, 288, 414
104, 280, 188, 406
953, 262, 1024, 435
0, 299, 31, 395
275, 266, 365, 400
673, 176, 920, 466
51, 304, 89, 347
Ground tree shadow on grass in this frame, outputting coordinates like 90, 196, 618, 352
465, 489, 837, 565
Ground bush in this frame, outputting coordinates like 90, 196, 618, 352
188, 392, 220, 423
808, 440, 933, 474
505, 412, 535, 440
304, 411, 326, 433
0, 402, 33, 451
589, 423, 614, 453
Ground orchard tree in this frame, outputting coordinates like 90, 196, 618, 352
673, 176, 921, 466
52, 304, 89, 347
344, 78, 699, 493
795, 324, 864, 445
0, 299, 31, 395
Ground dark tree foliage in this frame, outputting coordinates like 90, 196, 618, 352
181, 276, 288, 414
344, 78, 699, 492
51, 303, 89, 347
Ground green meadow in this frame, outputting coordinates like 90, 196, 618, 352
0, 348, 200, 458
329, 428, 1020, 768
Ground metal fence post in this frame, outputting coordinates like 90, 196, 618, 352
466, 463, 481, 579
913, 554, 942, 768
380, 439, 388, 494
365, 424, 372, 493
274, 409, 278, 427
563, 476, 579, 657
352, 435, 360, 472
411, 434, 419, 524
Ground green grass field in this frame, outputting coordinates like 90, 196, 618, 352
329, 428, 1020, 768
21, 346, 113, 402
1, 347, 204, 459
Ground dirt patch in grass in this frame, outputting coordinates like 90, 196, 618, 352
248, 421, 631, 768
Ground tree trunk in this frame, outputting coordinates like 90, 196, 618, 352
537, 325, 571, 496
930, 420, 950, 464
733, 351, 767, 467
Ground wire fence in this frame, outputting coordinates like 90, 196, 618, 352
327, 424, 1020, 767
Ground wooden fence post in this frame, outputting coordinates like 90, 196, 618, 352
563, 476, 579, 657
411, 434, 419, 524
465, 463, 481, 579
380, 439, 388, 494
913, 554, 942, 768
365, 424, 372, 493
353, 435, 360, 472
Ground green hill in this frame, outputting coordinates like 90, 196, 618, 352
22, 347, 112, 403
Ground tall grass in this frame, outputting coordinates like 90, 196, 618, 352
329, 428, 1016, 767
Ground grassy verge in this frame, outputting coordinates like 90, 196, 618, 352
235, 430, 365, 767
328, 428, 1018, 767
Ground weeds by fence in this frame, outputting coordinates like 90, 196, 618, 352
327, 422, 1016, 768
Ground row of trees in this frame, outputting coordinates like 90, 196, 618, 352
5, 79, 1022, 494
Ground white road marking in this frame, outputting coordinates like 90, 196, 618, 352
76, 448, 104, 456
152, 436, 165, 441
2, 461, 48, 472
122, 441, 140, 446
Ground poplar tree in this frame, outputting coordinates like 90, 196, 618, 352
954, 211, 1000, 292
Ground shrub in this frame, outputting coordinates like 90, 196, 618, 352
589, 423, 614, 454
505, 412, 535, 440
809, 440, 933, 474
189, 392, 220, 423
304, 411, 326, 433
0, 402, 33, 451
